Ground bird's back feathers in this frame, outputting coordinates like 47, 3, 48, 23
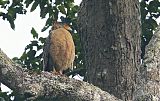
43, 24, 75, 74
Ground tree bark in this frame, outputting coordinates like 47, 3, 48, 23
78, 0, 141, 100
133, 25, 160, 101
0, 48, 122, 101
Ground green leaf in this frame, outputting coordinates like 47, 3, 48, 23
7, 15, 15, 30
25, 44, 33, 50
41, 25, 50, 32
20, 53, 27, 60
143, 18, 158, 30
141, 8, 148, 19
31, 27, 38, 39
24, 0, 33, 8
0, 91, 10, 101
27, 50, 36, 58
46, 17, 52, 25
140, 1, 147, 8
41, 18, 52, 32
150, 19, 158, 29
40, 7, 48, 18
30, 0, 38, 12
148, 0, 159, 13
39, 37, 46, 43
52, 6, 59, 20
55, 0, 63, 5
144, 30, 153, 44
66, 0, 74, 3
0, 0, 9, 5
68, 2, 74, 8
8, 8, 15, 17
31, 40, 38, 46
37, 45, 43, 50
58, 5, 66, 14
72, 5, 79, 13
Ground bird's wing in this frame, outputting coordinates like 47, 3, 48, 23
43, 33, 54, 72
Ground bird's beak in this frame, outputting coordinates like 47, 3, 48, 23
63, 24, 72, 31
67, 26, 72, 31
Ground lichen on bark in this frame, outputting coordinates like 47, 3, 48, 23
133, 25, 160, 101
0, 48, 122, 101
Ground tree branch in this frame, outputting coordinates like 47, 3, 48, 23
0, 49, 122, 101
133, 25, 160, 100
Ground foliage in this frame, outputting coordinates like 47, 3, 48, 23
13, 28, 44, 71
0, 91, 14, 101
0, 0, 26, 29
140, 0, 160, 58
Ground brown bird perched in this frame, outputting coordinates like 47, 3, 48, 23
43, 21, 75, 75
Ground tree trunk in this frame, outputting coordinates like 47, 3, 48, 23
133, 25, 160, 101
78, 0, 141, 100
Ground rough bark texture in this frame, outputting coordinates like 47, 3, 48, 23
133, 25, 160, 101
78, 0, 141, 100
0, 48, 122, 101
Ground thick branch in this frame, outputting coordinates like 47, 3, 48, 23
0, 49, 122, 101
133, 25, 160, 100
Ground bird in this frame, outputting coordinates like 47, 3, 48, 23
43, 21, 75, 75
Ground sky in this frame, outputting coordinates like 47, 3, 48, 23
0, 0, 82, 93
0, 7, 47, 59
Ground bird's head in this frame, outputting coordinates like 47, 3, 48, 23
63, 23, 72, 31
52, 21, 72, 31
